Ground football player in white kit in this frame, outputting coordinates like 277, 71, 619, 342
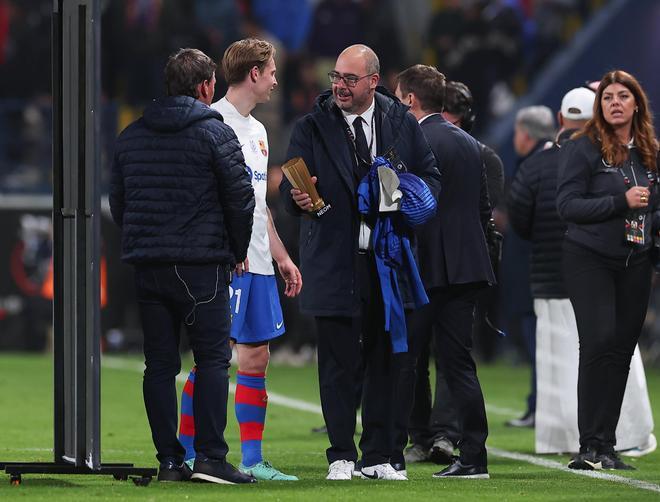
179, 39, 302, 481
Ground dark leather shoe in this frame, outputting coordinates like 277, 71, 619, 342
433, 459, 489, 479
429, 437, 454, 465
505, 411, 535, 428
568, 447, 600, 470
599, 452, 635, 470
191, 457, 257, 484
158, 459, 192, 482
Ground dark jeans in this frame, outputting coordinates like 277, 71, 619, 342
135, 263, 232, 463
563, 242, 652, 453
315, 252, 405, 467
395, 284, 489, 466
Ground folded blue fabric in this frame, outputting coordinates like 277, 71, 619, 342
357, 157, 436, 353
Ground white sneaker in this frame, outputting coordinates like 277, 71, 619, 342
326, 460, 354, 480
620, 433, 657, 458
361, 463, 408, 480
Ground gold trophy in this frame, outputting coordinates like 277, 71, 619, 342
281, 157, 332, 217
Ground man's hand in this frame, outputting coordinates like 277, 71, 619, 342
277, 257, 302, 297
235, 257, 249, 276
291, 176, 317, 211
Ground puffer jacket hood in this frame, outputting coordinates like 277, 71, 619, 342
143, 95, 223, 133
312, 89, 335, 112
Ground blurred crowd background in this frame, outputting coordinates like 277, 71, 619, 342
3, 0, 660, 368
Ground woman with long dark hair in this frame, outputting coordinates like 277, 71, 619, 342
557, 70, 659, 470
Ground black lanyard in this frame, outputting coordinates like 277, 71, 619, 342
619, 158, 656, 246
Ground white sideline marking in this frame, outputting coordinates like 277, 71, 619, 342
484, 404, 520, 417
489, 447, 660, 494
102, 357, 660, 493
102, 357, 323, 415
102, 358, 515, 418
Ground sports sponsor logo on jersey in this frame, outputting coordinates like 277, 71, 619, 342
245, 165, 267, 182
258, 139, 268, 157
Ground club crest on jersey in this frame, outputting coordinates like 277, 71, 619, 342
249, 139, 259, 155
258, 139, 268, 157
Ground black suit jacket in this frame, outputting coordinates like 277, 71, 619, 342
416, 114, 495, 290
280, 88, 441, 316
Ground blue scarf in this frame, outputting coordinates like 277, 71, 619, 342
357, 157, 436, 353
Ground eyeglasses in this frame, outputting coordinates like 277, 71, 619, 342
328, 71, 374, 88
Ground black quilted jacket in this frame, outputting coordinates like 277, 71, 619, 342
110, 95, 255, 265
507, 130, 574, 298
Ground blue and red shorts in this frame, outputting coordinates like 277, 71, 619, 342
229, 272, 285, 344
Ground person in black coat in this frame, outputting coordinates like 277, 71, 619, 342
507, 87, 592, 451
110, 48, 256, 485
442, 81, 505, 208
404, 81, 505, 467
509, 86, 656, 456
501, 105, 556, 428
557, 70, 660, 470
279, 45, 440, 481
444, 81, 505, 364
394, 64, 494, 479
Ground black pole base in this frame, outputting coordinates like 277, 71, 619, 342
1, 462, 157, 486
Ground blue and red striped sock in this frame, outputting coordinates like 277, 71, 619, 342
235, 371, 267, 467
178, 367, 196, 462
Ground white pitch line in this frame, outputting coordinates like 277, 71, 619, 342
103, 357, 660, 493
484, 404, 521, 417
102, 358, 517, 418
102, 357, 323, 415
489, 447, 660, 494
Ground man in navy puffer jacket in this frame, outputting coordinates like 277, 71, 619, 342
110, 48, 256, 485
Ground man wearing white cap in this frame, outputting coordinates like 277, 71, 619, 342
507, 88, 656, 457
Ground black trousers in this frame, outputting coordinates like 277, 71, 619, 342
408, 336, 461, 449
315, 252, 404, 467
135, 263, 232, 463
563, 242, 652, 453
394, 284, 489, 466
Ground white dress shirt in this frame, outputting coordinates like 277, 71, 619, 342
341, 99, 377, 250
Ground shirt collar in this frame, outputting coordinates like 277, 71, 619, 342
341, 98, 375, 126
219, 96, 251, 122
418, 112, 441, 124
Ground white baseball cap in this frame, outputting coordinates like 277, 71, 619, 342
561, 87, 595, 120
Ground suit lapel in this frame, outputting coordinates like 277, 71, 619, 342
313, 101, 356, 195
376, 99, 392, 154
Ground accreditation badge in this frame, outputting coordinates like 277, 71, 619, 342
624, 212, 646, 245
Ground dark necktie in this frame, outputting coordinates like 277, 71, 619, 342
352, 116, 371, 179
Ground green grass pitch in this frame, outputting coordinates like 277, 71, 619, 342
1, 353, 659, 500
